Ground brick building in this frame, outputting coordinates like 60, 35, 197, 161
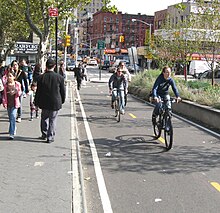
86, 11, 154, 55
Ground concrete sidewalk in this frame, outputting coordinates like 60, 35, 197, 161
0, 83, 75, 213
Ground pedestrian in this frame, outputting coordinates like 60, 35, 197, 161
32, 63, 42, 83
34, 58, 66, 143
0, 60, 5, 104
73, 65, 83, 90
19, 59, 33, 84
58, 60, 66, 79
0, 77, 3, 105
82, 63, 88, 81
29, 82, 39, 121
11, 60, 29, 123
2, 69, 22, 140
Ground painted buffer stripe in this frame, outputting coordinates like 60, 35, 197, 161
210, 182, 220, 192
158, 137, 165, 144
129, 113, 136, 118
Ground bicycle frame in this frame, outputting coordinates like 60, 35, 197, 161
153, 98, 175, 150
112, 88, 122, 122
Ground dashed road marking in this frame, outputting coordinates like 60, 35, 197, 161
210, 182, 220, 192
158, 137, 165, 144
129, 113, 136, 118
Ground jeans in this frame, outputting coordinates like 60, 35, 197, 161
112, 89, 125, 111
153, 95, 171, 116
7, 107, 17, 136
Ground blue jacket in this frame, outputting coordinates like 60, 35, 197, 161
152, 73, 179, 98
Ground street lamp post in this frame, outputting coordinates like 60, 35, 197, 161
132, 18, 153, 70
88, 34, 92, 57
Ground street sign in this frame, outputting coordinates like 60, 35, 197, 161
49, 8, 58, 17
98, 40, 105, 49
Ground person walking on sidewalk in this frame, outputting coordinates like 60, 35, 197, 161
29, 82, 39, 121
11, 60, 29, 123
34, 58, 66, 143
2, 70, 22, 140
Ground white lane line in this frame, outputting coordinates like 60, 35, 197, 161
71, 88, 82, 213
71, 87, 87, 213
76, 89, 113, 213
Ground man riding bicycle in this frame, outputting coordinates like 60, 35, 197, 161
152, 66, 181, 123
109, 67, 128, 115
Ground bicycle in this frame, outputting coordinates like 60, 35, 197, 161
152, 97, 177, 150
112, 88, 122, 122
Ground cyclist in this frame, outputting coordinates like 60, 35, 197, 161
109, 67, 128, 115
118, 61, 131, 82
152, 66, 181, 123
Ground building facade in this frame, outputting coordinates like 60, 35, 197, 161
89, 11, 154, 54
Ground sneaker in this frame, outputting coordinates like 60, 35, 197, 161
17, 118, 21, 123
46, 138, 54, 143
39, 135, 47, 140
9, 135, 14, 140
120, 110, 125, 115
29, 118, 33, 121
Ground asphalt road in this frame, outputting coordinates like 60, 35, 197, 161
1, 67, 219, 213
74, 66, 220, 213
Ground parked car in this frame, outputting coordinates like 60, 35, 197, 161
198, 69, 220, 79
128, 64, 142, 73
189, 60, 218, 78
87, 59, 98, 66
99, 60, 110, 69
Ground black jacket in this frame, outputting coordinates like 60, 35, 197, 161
35, 71, 65, 110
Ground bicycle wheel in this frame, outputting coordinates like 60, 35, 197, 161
114, 98, 120, 122
153, 115, 162, 139
164, 114, 173, 150
116, 98, 121, 122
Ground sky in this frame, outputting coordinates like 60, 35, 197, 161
110, 0, 183, 15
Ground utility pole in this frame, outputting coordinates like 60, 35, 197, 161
64, 17, 69, 73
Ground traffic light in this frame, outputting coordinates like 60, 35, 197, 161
65, 35, 71, 47
119, 35, 124, 43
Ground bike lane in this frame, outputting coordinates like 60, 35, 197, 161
76, 79, 220, 213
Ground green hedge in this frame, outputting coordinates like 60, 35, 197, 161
129, 70, 220, 109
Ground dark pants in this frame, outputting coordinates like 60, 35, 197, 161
41, 109, 59, 141
76, 77, 82, 90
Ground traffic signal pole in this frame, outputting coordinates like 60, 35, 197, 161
55, 17, 58, 72
64, 17, 69, 74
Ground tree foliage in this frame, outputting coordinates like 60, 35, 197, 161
0, 0, 117, 63
154, 0, 220, 85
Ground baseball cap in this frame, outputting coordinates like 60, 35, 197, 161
46, 58, 56, 67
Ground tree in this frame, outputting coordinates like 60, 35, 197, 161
0, 0, 30, 61
191, 0, 220, 86
154, 2, 200, 75
1, 0, 117, 66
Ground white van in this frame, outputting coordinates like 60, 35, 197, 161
189, 60, 217, 78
